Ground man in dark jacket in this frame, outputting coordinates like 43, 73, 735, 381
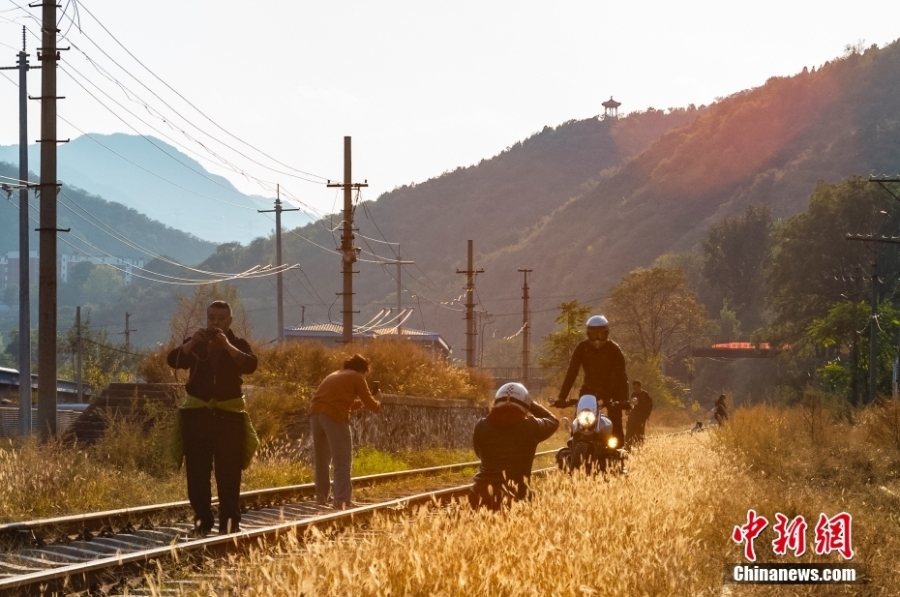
625, 380, 653, 448
470, 383, 559, 510
167, 300, 258, 535
553, 315, 630, 447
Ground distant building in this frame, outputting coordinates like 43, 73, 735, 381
59, 254, 147, 285
285, 317, 451, 359
0, 251, 37, 294
0, 251, 146, 294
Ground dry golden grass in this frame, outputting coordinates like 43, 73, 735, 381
139, 401, 900, 597
151, 434, 743, 596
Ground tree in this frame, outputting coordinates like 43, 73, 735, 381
604, 267, 708, 361
540, 300, 592, 370
81, 264, 125, 306
766, 177, 900, 350
702, 204, 771, 330
808, 301, 900, 403
59, 311, 140, 392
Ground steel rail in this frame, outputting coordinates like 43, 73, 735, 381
0, 454, 554, 543
0, 466, 556, 597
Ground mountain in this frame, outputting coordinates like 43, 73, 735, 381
14, 40, 900, 356
0, 134, 313, 244
0, 160, 216, 265
177, 40, 900, 353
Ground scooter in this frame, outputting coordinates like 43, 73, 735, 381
554, 394, 628, 474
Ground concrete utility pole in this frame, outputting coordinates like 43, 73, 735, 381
258, 184, 298, 342
845, 233, 900, 404
518, 268, 532, 382
327, 137, 367, 344
1, 27, 36, 434
456, 240, 484, 368
75, 306, 83, 403
37, 1, 68, 440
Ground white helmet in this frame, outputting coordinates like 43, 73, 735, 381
586, 315, 609, 329
494, 382, 532, 413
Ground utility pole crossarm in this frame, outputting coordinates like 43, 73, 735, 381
868, 176, 900, 203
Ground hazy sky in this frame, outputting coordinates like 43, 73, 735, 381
0, 0, 898, 219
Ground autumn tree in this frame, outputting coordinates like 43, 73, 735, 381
604, 267, 708, 361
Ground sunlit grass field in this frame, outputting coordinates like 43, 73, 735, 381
3, 396, 900, 595
142, 400, 900, 597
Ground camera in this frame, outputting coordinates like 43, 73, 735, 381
205, 328, 222, 339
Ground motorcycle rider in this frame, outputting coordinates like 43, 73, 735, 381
470, 383, 559, 511
553, 315, 630, 447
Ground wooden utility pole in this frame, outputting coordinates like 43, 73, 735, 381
1, 27, 36, 433
327, 137, 367, 344
456, 240, 484, 368
258, 184, 298, 342
37, 1, 66, 440
518, 268, 532, 382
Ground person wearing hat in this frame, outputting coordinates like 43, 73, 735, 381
469, 382, 559, 510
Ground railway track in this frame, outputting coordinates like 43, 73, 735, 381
0, 452, 556, 596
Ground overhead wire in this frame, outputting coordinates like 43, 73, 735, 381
65, 2, 334, 185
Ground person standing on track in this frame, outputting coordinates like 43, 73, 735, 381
168, 300, 259, 536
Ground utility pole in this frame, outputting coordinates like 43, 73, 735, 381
456, 240, 484, 368
327, 137, 367, 344
845, 233, 900, 404
301, 305, 306, 327
1, 27, 36, 434
75, 306, 83, 403
518, 268, 532, 382
378, 243, 414, 336
258, 184, 298, 342
37, 1, 68, 440
869, 176, 900, 401
124, 312, 136, 349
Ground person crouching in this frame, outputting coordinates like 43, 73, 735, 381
469, 383, 559, 511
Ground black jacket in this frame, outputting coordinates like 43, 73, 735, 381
473, 402, 558, 490
558, 339, 628, 405
167, 330, 257, 401
631, 389, 653, 420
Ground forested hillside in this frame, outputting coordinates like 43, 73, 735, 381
9, 39, 900, 357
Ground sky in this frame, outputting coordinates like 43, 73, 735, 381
0, 0, 898, 220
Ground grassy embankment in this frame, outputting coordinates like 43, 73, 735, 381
141, 398, 900, 596
0, 340, 493, 522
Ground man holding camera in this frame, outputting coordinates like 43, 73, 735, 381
167, 300, 258, 535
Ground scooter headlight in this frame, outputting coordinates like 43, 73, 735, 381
576, 409, 596, 428
607, 436, 619, 449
